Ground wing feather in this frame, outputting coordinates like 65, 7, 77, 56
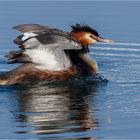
8, 24, 82, 67
14, 31, 82, 50
5, 50, 31, 64
13, 24, 51, 33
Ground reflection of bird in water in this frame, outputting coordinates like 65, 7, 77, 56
12, 82, 102, 138
0, 24, 112, 85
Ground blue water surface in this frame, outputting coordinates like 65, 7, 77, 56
0, 1, 140, 139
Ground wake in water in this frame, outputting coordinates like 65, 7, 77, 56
72, 73, 109, 84
97, 42, 140, 46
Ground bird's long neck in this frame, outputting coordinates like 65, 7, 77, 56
79, 53, 99, 75
68, 32, 98, 75
65, 50, 98, 76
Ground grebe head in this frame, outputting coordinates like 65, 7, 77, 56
71, 24, 113, 46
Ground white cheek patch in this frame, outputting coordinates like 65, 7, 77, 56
22, 32, 38, 41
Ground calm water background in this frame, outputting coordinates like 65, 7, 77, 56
0, 1, 140, 139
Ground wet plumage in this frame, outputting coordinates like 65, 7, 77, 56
0, 23, 113, 85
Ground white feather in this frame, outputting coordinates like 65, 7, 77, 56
21, 32, 77, 70
23, 38, 40, 49
22, 32, 38, 41
24, 46, 72, 71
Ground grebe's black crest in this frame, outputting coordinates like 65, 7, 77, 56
71, 24, 99, 37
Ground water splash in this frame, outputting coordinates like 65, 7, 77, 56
73, 74, 109, 84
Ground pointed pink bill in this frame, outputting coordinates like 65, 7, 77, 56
97, 37, 114, 43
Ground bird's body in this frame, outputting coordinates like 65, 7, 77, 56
0, 24, 113, 85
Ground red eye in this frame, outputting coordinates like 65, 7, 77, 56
90, 35, 94, 39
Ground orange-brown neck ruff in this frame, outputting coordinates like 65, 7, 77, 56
71, 32, 90, 47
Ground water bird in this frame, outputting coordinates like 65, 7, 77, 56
0, 24, 113, 85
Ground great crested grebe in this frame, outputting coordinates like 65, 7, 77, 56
0, 24, 113, 85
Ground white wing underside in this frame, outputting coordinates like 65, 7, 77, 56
24, 45, 72, 71
19, 32, 81, 71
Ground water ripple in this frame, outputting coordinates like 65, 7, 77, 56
91, 46, 140, 52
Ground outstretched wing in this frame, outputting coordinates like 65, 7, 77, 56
5, 50, 31, 64
6, 24, 82, 65
14, 31, 81, 50
13, 24, 51, 33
